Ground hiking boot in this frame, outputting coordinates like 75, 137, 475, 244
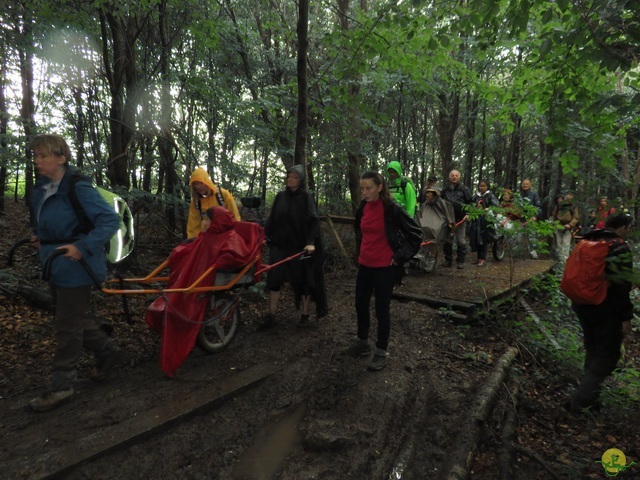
91, 346, 125, 381
441, 260, 453, 268
261, 313, 276, 327
296, 314, 312, 328
477, 260, 486, 267
29, 387, 74, 412
367, 348, 387, 371
343, 338, 372, 357
456, 262, 465, 269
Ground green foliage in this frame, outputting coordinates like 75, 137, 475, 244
3, 0, 639, 235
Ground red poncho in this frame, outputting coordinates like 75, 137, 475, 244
145, 207, 263, 376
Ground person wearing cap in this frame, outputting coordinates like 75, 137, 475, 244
440, 169, 473, 268
263, 165, 328, 327
469, 180, 499, 267
187, 167, 240, 238
386, 161, 417, 218
417, 174, 439, 205
417, 186, 455, 271
550, 192, 579, 262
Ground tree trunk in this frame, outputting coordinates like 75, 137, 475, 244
18, 14, 35, 213
348, 151, 365, 211
73, 87, 86, 169
158, 0, 178, 235
0, 43, 7, 214
436, 90, 460, 181
505, 113, 521, 189
337, 0, 366, 211
100, 8, 140, 188
293, 0, 309, 167
464, 91, 478, 184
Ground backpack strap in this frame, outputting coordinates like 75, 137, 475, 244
68, 172, 94, 237
39, 171, 93, 245
215, 189, 225, 208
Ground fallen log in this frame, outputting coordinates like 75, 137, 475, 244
0, 270, 53, 309
443, 346, 519, 480
513, 444, 560, 479
498, 376, 521, 480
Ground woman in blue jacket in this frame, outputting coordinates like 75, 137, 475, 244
28, 134, 121, 412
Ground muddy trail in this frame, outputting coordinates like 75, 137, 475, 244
1, 201, 639, 480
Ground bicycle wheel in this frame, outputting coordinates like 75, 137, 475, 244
197, 294, 240, 353
492, 236, 506, 261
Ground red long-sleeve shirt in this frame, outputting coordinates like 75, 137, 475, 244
358, 199, 394, 268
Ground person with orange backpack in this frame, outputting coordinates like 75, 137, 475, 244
562, 213, 634, 412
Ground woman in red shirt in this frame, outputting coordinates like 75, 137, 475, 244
350, 171, 421, 371
595, 196, 615, 229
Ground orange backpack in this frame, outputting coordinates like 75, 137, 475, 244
560, 239, 620, 305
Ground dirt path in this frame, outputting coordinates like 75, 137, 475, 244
1, 200, 639, 479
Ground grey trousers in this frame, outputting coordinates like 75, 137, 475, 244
51, 285, 114, 390
444, 222, 467, 263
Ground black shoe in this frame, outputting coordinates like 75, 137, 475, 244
442, 260, 453, 268
342, 338, 372, 357
91, 346, 125, 381
296, 314, 312, 328
367, 348, 387, 371
456, 262, 464, 269
29, 388, 74, 412
262, 313, 276, 327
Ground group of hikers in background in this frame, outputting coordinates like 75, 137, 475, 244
385, 161, 630, 270
23, 134, 634, 413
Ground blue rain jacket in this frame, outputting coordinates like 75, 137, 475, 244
30, 168, 120, 288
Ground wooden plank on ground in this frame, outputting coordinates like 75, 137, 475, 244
37, 363, 283, 480
519, 298, 561, 350
392, 291, 477, 312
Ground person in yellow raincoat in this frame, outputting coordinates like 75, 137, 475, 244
187, 167, 240, 238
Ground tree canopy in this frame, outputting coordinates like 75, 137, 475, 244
1, 0, 638, 226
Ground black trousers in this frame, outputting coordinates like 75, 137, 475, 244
571, 302, 624, 409
355, 265, 396, 351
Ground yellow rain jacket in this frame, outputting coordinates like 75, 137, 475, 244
187, 167, 240, 238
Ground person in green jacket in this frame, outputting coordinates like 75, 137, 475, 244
386, 161, 417, 218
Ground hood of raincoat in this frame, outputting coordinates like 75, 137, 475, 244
287, 164, 306, 189
386, 161, 403, 185
190, 167, 218, 196
207, 206, 236, 234
386, 161, 403, 176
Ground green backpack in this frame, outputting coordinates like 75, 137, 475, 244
69, 172, 135, 264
